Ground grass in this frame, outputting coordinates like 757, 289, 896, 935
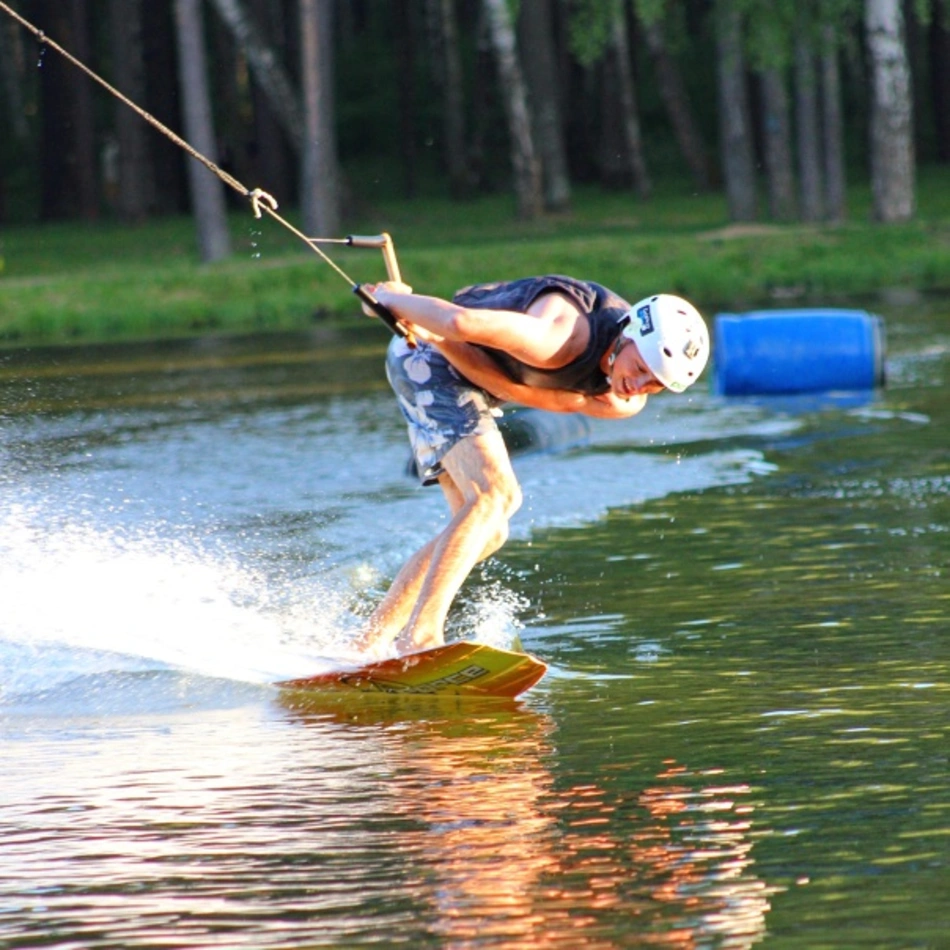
1, 167, 949, 348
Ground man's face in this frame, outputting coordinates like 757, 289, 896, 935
610, 339, 665, 398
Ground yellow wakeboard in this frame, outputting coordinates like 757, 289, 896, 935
276, 640, 547, 699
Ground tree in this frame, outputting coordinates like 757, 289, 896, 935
519, 0, 571, 210
714, 0, 757, 221
143, 1, 189, 214
567, 0, 650, 196
760, 67, 796, 219
110, 0, 155, 222
425, 0, 473, 197
604, 1, 650, 197
36, 0, 96, 220
794, 26, 825, 221
173, 0, 232, 261
820, 21, 847, 220
394, 0, 418, 198
299, 0, 340, 236
69, 0, 97, 221
865, 0, 915, 221
929, 0, 950, 162
206, 0, 303, 153
638, 4, 713, 191
482, 0, 543, 218
0, 15, 29, 145
425, 0, 474, 197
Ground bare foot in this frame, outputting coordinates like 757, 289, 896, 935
394, 626, 444, 657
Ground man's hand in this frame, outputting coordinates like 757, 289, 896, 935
570, 390, 647, 419
358, 280, 413, 319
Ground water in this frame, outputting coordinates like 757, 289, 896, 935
0, 304, 947, 948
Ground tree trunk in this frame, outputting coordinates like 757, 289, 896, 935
519, 0, 571, 211
865, 0, 915, 221
607, 4, 650, 198
469, 8, 495, 191
248, 0, 294, 198
425, 0, 473, 196
69, 0, 98, 220
110, 0, 154, 222
794, 31, 824, 221
0, 18, 29, 143
143, 0, 189, 214
760, 67, 796, 220
300, 0, 341, 236
37, 0, 88, 220
929, 0, 950, 162
482, 0, 543, 219
714, 0, 757, 221
425, 0, 472, 196
173, 0, 232, 261
394, 0, 418, 198
820, 23, 847, 221
206, 0, 303, 153
641, 13, 713, 191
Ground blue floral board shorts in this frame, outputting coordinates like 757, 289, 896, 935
386, 337, 502, 485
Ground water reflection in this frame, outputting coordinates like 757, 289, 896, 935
284, 696, 773, 948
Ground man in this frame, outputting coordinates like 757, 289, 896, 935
356, 275, 709, 657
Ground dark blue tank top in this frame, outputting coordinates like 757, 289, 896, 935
452, 276, 631, 395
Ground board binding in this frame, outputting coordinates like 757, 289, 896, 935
276, 640, 547, 699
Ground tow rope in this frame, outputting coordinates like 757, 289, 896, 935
0, 0, 411, 342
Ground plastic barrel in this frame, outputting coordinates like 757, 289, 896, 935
713, 308, 886, 395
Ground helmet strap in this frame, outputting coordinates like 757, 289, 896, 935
608, 331, 627, 370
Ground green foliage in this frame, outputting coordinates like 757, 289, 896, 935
566, 0, 621, 66
2, 167, 950, 349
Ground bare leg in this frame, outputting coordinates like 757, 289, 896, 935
357, 428, 521, 656
396, 429, 521, 652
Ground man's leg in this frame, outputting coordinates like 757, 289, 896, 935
352, 478, 465, 656
356, 427, 520, 656
395, 428, 521, 652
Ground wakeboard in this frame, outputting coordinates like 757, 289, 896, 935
276, 640, 547, 699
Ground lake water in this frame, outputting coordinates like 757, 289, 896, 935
0, 301, 947, 948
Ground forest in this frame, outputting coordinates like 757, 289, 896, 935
0, 0, 946, 262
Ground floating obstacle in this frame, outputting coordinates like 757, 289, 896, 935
713, 308, 886, 396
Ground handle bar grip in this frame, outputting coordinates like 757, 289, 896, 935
346, 232, 402, 283
353, 284, 417, 348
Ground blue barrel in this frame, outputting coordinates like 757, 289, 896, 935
713, 309, 885, 395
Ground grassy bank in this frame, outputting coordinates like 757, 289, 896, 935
2, 169, 950, 348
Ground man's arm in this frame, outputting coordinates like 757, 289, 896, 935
435, 339, 647, 419
370, 284, 586, 369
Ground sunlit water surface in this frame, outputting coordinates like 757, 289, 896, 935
1, 302, 947, 948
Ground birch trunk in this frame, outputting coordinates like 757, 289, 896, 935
519, 0, 571, 210
206, 0, 303, 152
482, 0, 543, 219
608, 4, 650, 198
715, 0, 757, 221
865, 0, 915, 221
174, 0, 232, 261
642, 15, 712, 191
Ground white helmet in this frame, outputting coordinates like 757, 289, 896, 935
622, 294, 709, 393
